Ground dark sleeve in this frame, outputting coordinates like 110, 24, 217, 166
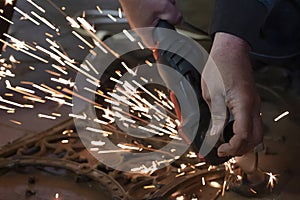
210, 0, 268, 47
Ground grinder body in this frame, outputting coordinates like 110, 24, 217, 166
153, 20, 233, 165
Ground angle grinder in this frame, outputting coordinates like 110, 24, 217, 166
153, 20, 234, 165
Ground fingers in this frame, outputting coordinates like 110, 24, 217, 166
217, 98, 263, 157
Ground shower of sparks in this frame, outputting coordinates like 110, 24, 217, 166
274, 111, 289, 122
0, 1, 248, 198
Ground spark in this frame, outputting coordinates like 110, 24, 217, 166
26, 0, 45, 13
0, 38, 49, 63
209, 181, 222, 189
176, 172, 185, 178
62, 129, 73, 135
0, 96, 27, 108
91, 140, 105, 146
138, 126, 163, 136
94, 118, 108, 125
62, 88, 102, 108
79, 23, 120, 58
107, 14, 117, 22
265, 172, 279, 191
66, 16, 80, 28
143, 185, 156, 189
138, 41, 145, 50
222, 180, 227, 196
121, 61, 137, 76
274, 111, 289, 122
117, 143, 142, 151
90, 148, 99, 152
96, 6, 103, 14
93, 39, 108, 54
45, 96, 73, 106
45, 70, 60, 77
49, 46, 75, 63
110, 77, 123, 85
176, 195, 184, 200
16, 86, 35, 94
64, 60, 99, 82
72, 31, 94, 49
86, 78, 100, 87
140, 76, 148, 83
40, 84, 71, 99
250, 188, 257, 194
52, 113, 61, 117
86, 127, 112, 135
13, 7, 40, 26
98, 150, 130, 154
123, 29, 136, 42
131, 162, 158, 175
51, 64, 68, 75
145, 60, 153, 67
31, 11, 57, 30
23, 96, 45, 103
69, 113, 87, 120
118, 8, 122, 18
0, 105, 15, 112
202, 177, 206, 185
32, 84, 56, 95
51, 77, 75, 87
4, 33, 34, 51
187, 152, 197, 158
10, 120, 21, 125
38, 114, 56, 120
77, 17, 96, 33
0, 15, 14, 24
5, 0, 14, 6
45, 32, 53, 38
61, 140, 69, 144
46, 38, 59, 48
80, 63, 90, 71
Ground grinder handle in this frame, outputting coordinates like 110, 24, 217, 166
156, 20, 176, 30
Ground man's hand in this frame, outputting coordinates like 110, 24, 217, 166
119, 0, 182, 47
202, 32, 263, 157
